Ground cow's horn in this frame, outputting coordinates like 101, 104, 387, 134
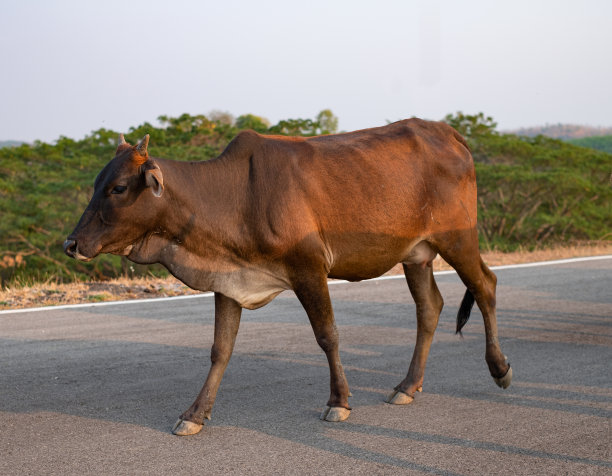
118, 134, 127, 146
136, 134, 150, 155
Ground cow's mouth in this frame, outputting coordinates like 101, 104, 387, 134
63, 239, 94, 262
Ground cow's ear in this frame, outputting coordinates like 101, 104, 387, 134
144, 161, 164, 197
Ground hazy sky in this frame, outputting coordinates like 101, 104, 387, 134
1, 0, 611, 143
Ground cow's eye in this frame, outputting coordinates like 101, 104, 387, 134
111, 185, 127, 194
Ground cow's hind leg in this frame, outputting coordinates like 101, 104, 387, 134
387, 263, 444, 404
293, 273, 351, 422
173, 293, 242, 436
436, 231, 512, 388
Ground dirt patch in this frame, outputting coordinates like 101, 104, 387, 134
1, 243, 610, 311
0, 277, 200, 311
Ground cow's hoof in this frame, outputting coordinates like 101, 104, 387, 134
172, 419, 204, 436
320, 406, 351, 422
493, 365, 512, 389
386, 390, 414, 405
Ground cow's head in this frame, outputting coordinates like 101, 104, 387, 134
64, 134, 165, 261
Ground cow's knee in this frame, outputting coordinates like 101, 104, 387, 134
210, 344, 231, 366
315, 330, 339, 354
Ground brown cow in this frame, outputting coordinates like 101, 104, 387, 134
64, 119, 512, 436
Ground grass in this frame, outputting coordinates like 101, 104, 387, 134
87, 293, 112, 302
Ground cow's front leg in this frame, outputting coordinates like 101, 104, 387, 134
293, 273, 351, 422
172, 293, 242, 436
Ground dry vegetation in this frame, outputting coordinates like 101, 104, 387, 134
2, 243, 610, 311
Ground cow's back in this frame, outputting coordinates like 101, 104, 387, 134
302, 118, 474, 229
224, 119, 476, 280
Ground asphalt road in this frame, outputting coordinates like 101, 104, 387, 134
1, 257, 611, 475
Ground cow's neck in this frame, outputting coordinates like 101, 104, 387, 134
132, 156, 249, 291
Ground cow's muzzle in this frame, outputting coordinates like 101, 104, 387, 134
63, 239, 92, 261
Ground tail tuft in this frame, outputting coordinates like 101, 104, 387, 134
456, 289, 475, 335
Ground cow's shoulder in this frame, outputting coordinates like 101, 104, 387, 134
219, 130, 310, 165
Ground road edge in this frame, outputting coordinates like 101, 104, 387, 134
2, 254, 611, 315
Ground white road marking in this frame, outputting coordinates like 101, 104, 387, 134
1, 255, 610, 315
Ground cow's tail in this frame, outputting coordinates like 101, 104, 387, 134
456, 289, 475, 335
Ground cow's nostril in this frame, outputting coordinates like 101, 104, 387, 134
63, 239, 78, 258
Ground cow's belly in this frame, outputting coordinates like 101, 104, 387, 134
328, 239, 437, 281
